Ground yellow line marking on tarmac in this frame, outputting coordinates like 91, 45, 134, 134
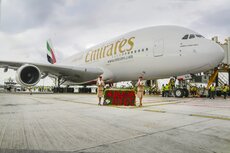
138, 101, 183, 108
143, 109, 166, 113
190, 114, 230, 121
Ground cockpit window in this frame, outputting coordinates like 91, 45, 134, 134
182, 34, 189, 40
182, 34, 205, 40
189, 34, 195, 39
195, 34, 204, 38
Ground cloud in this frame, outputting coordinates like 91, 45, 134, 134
187, 0, 230, 40
0, 0, 64, 33
0, 0, 230, 84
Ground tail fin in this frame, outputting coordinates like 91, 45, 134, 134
46, 40, 57, 64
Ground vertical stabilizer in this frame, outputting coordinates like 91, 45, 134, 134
47, 39, 57, 64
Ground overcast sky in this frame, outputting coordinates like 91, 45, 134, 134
0, 0, 230, 84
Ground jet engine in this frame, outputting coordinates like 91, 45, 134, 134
16, 64, 41, 87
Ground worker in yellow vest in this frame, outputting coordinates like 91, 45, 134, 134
190, 86, 194, 97
162, 84, 165, 97
222, 84, 229, 99
170, 78, 175, 90
209, 84, 216, 99
164, 84, 169, 97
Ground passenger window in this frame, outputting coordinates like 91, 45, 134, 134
189, 34, 195, 39
182, 34, 189, 40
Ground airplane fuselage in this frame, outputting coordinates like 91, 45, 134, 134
62, 26, 224, 83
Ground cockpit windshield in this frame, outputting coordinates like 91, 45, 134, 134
182, 34, 189, 40
182, 34, 204, 40
189, 34, 195, 39
195, 34, 204, 38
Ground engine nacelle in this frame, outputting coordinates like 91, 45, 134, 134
16, 64, 41, 87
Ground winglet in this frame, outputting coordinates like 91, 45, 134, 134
47, 40, 57, 64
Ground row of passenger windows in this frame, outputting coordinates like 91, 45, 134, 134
110, 48, 149, 58
182, 34, 204, 40
120, 48, 149, 56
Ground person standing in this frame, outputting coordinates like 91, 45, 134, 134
161, 84, 165, 97
136, 77, 144, 107
96, 76, 105, 105
28, 87, 32, 95
164, 84, 169, 97
170, 78, 175, 90
222, 84, 229, 99
209, 84, 216, 99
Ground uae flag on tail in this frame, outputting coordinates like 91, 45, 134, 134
47, 40, 57, 64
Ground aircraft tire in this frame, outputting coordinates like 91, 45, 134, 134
174, 88, 184, 98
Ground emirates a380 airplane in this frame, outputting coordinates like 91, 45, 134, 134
0, 25, 224, 94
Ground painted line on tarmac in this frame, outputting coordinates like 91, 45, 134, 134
143, 109, 166, 113
190, 114, 230, 121
32, 96, 98, 106
109, 101, 186, 109
141, 101, 183, 107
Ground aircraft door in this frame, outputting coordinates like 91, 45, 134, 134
153, 40, 164, 57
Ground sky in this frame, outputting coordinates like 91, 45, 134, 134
0, 0, 230, 85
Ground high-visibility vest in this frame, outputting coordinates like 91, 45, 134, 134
162, 86, 165, 91
165, 85, 169, 91
171, 80, 175, 86
191, 86, 194, 91
223, 86, 229, 92
210, 86, 215, 92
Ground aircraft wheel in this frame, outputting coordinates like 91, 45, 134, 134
183, 89, 189, 97
174, 88, 184, 98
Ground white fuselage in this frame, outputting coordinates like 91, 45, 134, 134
62, 26, 224, 83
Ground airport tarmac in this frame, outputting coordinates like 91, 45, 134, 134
0, 93, 230, 153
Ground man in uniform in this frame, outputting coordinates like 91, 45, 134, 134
222, 84, 229, 99
209, 84, 216, 99
96, 76, 105, 105
136, 76, 144, 107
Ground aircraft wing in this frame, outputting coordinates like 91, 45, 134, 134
0, 60, 103, 84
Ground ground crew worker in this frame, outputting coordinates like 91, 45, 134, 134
190, 86, 197, 97
222, 84, 229, 99
194, 86, 198, 97
164, 84, 169, 97
170, 78, 175, 90
28, 87, 32, 95
136, 76, 144, 107
209, 84, 216, 99
96, 76, 105, 105
162, 84, 165, 97
190, 86, 193, 97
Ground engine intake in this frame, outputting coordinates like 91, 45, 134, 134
16, 64, 41, 87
